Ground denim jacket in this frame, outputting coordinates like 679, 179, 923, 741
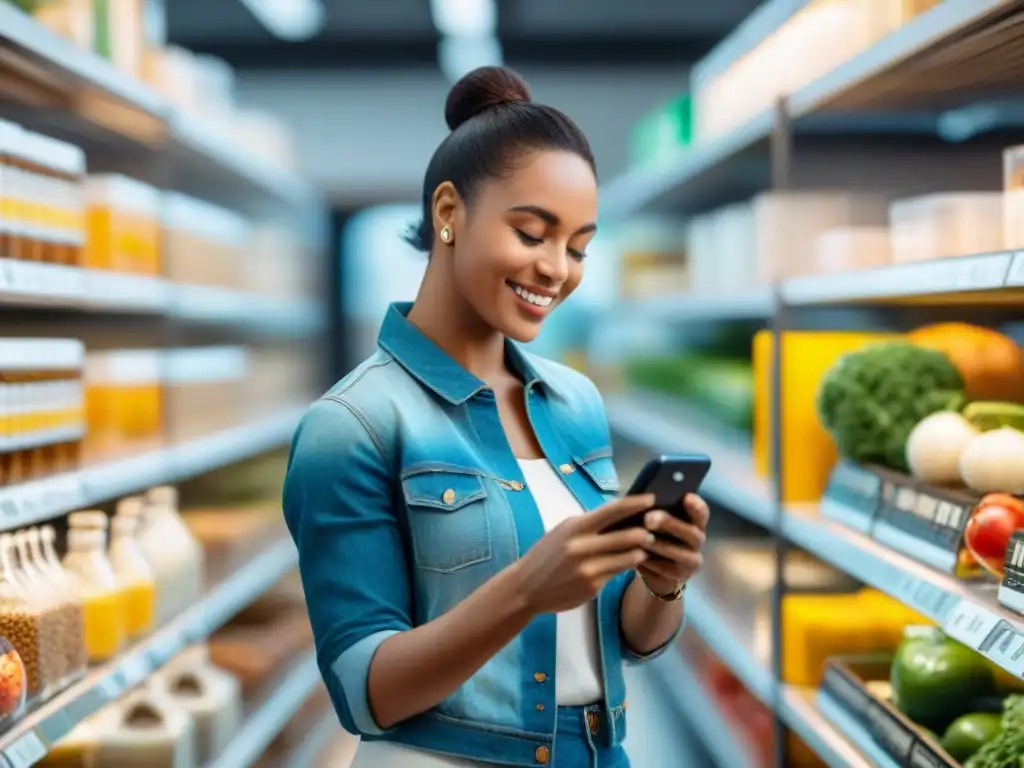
282, 302, 679, 766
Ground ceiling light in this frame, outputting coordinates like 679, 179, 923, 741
430, 0, 497, 38
438, 36, 503, 82
238, 0, 325, 41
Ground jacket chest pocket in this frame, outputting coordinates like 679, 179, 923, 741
575, 451, 622, 501
401, 467, 493, 573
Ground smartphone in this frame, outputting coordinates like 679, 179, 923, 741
604, 454, 712, 533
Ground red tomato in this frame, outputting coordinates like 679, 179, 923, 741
964, 503, 1020, 575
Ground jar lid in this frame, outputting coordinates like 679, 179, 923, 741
68, 511, 108, 530
85, 349, 161, 385
0, 339, 84, 372
67, 528, 107, 550
85, 174, 161, 215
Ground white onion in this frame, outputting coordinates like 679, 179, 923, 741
906, 411, 979, 486
959, 427, 1024, 494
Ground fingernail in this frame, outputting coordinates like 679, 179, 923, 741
645, 532, 656, 545
646, 511, 665, 527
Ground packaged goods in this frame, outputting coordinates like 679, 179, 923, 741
109, 497, 156, 640
62, 512, 125, 663
138, 487, 204, 625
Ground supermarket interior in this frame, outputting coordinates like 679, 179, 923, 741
4, 0, 1024, 766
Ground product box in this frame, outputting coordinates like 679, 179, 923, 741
818, 656, 958, 768
821, 462, 984, 578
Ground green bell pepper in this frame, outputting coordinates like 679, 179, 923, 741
890, 628, 995, 730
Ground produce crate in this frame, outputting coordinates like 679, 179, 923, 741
821, 462, 984, 578
817, 655, 959, 767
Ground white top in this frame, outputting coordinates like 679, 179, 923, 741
349, 459, 604, 768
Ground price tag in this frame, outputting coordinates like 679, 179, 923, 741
1008, 252, 1024, 287
943, 600, 1001, 648
981, 622, 1024, 678
3, 731, 46, 768
38, 477, 85, 517
97, 673, 123, 700
956, 254, 1011, 290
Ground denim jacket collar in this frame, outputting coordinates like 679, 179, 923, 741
377, 302, 544, 405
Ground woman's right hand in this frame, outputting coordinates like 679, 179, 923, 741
513, 494, 657, 615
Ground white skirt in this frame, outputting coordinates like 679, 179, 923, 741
349, 740, 492, 768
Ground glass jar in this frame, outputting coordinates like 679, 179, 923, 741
0, 339, 85, 486
109, 498, 156, 641
0, 533, 61, 702
62, 512, 125, 663
13, 531, 71, 691
29, 527, 86, 686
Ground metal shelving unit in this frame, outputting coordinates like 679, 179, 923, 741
0, 539, 298, 767
0, 6, 326, 766
599, 5, 1024, 762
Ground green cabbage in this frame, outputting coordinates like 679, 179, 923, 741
815, 341, 967, 472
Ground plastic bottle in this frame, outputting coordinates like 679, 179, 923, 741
62, 512, 125, 663
109, 497, 156, 641
138, 487, 204, 625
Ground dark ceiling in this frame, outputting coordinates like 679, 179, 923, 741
168, 0, 764, 69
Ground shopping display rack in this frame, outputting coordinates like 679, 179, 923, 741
0, 6, 330, 767
600, 1, 1024, 766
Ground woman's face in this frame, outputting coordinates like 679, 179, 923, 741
445, 149, 598, 343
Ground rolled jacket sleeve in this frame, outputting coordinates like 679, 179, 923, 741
282, 396, 412, 736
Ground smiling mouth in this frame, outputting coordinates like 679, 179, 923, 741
507, 281, 555, 307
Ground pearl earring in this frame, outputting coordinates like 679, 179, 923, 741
440, 226, 452, 243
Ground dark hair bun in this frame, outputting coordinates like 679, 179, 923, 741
444, 66, 532, 131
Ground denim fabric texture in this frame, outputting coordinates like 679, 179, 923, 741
282, 302, 679, 766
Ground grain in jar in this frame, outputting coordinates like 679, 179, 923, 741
84, 175, 160, 275
13, 531, 74, 691
0, 533, 62, 702
32, 527, 86, 686
109, 498, 155, 640
62, 512, 125, 663
0, 339, 86, 485
83, 349, 163, 459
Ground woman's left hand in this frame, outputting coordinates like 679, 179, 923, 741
637, 494, 709, 596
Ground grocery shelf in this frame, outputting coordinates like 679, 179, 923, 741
685, 581, 773, 702
780, 251, 1022, 305
605, 392, 773, 528
781, 687, 877, 768
684, 580, 874, 768
0, 2, 164, 116
787, 0, 1013, 114
652, 649, 758, 768
782, 506, 1024, 678
611, 402, 1024, 683
0, 260, 322, 330
0, 4, 312, 209
0, 537, 298, 768
624, 287, 776, 322
207, 651, 322, 768
0, 407, 304, 530
599, 109, 773, 219
598, 0, 1015, 218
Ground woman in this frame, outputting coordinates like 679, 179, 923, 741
283, 66, 709, 767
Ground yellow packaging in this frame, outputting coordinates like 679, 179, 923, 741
84, 175, 160, 274
83, 350, 163, 457
62, 512, 125, 663
753, 330, 896, 502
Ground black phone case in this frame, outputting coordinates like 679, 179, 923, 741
604, 454, 711, 533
